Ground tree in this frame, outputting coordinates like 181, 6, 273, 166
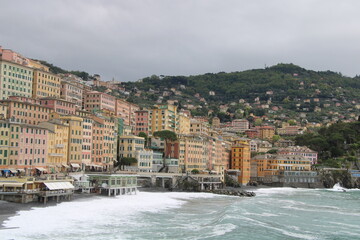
272, 135, 281, 143
191, 169, 200, 174
138, 132, 148, 147
114, 157, 137, 170
153, 130, 178, 171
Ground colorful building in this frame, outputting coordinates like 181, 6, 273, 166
0, 120, 48, 175
0, 96, 51, 125
178, 112, 190, 134
50, 113, 83, 170
39, 119, 69, 173
190, 119, 209, 135
40, 97, 76, 115
0, 60, 33, 100
115, 99, 139, 127
149, 104, 177, 134
84, 91, 116, 113
278, 146, 318, 165
230, 140, 251, 185
32, 68, 61, 99
258, 126, 275, 140
118, 135, 145, 159
60, 80, 83, 109
134, 110, 149, 136
91, 114, 117, 171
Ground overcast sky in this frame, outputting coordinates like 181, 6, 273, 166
1, 0, 360, 81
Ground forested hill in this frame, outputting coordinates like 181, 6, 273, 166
122, 63, 360, 122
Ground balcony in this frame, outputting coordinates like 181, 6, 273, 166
49, 153, 64, 157
55, 144, 65, 149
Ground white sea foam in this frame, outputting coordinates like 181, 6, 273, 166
253, 187, 312, 197
2, 191, 216, 240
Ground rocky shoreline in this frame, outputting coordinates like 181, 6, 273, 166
207, 189, 256, 197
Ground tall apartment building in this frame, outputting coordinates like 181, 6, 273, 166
115, 99, 139, 127
91, 114, 117, 170
231, 140, 251, 185
190, 119, 210, 135
0, 120, 48, 175
118, 135, 145, 159
31, 61, 61, 99
177, 134, 208, 173
0, 47, 33, 100
84, 91, 116, 113
39, 119, 69, 173
178, 112, 190, 134
0, 96, 51, 125
60, 80, 83, 109
49, 114, 83, 170
81, 117, 93, 167
149, 104, 177, 134
134, 110, 149, 136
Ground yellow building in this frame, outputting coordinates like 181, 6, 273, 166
118, 135, 145, 159
259, 126, 275, 140
178, 112, 190, 134
28, 59, 50, 72
178, 134, 207, 173
0, 121, 10, 170
0, 103, 7, 119
50, 113, 83, 169
149, 104, 177, 134
32, 69, 61, 99
39, 119, 69, 173
190, 119, 210, 135
231, 140, 251, 185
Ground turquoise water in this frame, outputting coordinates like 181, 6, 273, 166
2, 188, 360, 240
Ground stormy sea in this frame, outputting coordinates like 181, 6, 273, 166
2, 186, 360, 240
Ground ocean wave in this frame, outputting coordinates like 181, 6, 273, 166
2, 192, 216, 240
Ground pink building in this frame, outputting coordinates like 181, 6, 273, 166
1, 120, 49, 174
60, 81, 83, 109
0, 46, 30, 66
115, 99, 139, 127
40, 97, 76, 115
0, 96, 51, 125
134, 110, 149, 135
81, 117, 93, 167
84, 91, 116, 113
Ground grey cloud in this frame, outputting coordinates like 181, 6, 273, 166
1, 0, 359, 81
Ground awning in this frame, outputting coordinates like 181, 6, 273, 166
17, 169, 25, 172
1, 182, 24, 188
87, 164, 102, 168
1, 169, 10, 173
70, 163, 80, 168
36, 167, 47, 172
62, 164, 70, 168
44, 182, 74, 190
9, 169, 17, 174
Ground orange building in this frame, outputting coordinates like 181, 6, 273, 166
230, 140, 250, 185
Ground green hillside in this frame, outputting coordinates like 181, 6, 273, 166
122, 63, 360, 122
